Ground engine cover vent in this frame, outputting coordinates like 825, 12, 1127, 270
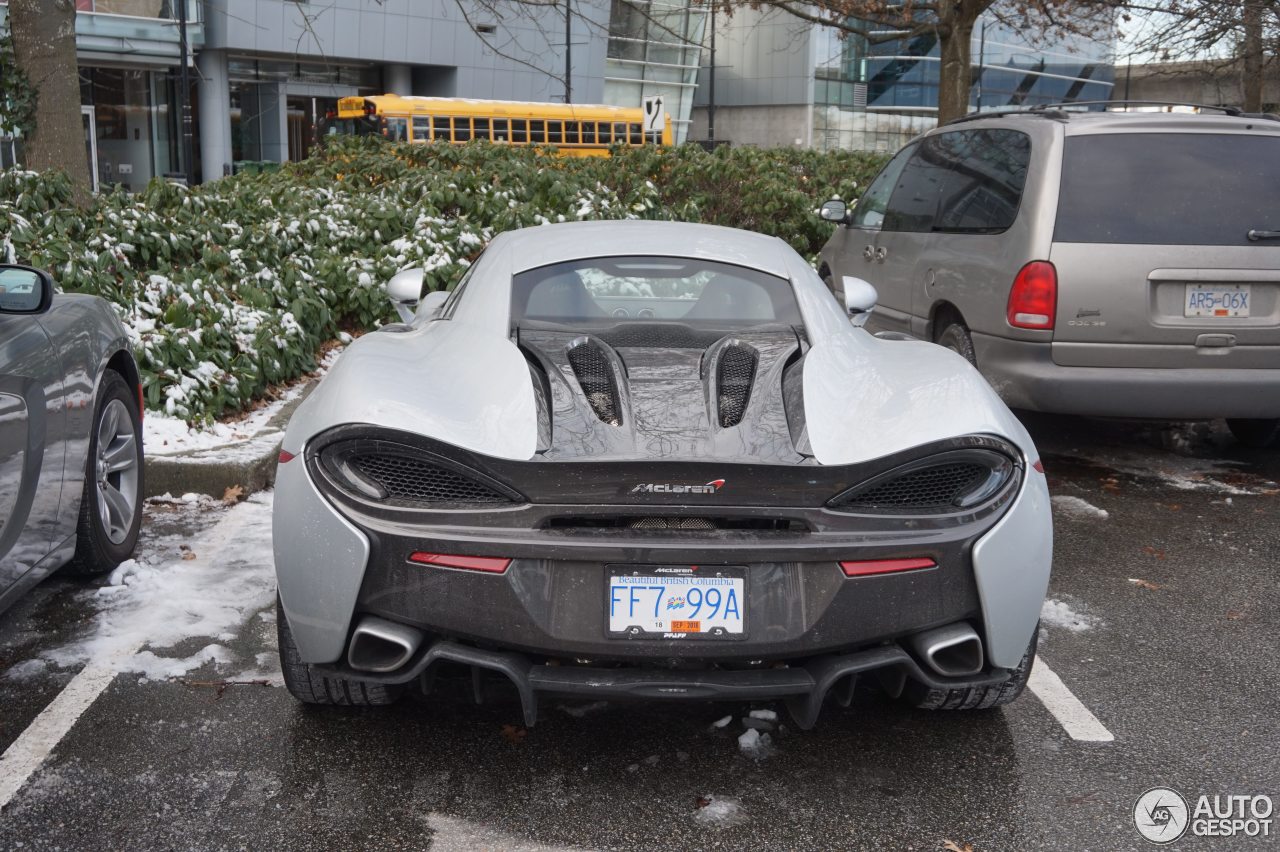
567, 341, 622, 426
347, 453, 514, 505
716, 344, 758, 427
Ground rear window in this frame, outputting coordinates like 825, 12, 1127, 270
1055, 132, 1280, 246
512, 256, 802, 328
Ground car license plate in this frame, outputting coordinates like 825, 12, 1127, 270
607, 566, 745, 639
1185, 284, 1251, 318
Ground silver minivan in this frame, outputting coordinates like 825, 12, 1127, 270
818, 108, 1280, 446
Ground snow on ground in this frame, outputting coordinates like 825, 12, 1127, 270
737, 727, 776, 760
1051, 495, 1110, 520
1040, 598, 1099, 633
694, 795, 746, 828
39, 494, 278, 681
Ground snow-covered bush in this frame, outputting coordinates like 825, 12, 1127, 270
0, 140, 884, 421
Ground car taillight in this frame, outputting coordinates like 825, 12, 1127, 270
279, 450, 296, 464
1006, 261, 1057, 330
839, 557, 937, 577
408, 552, 511, 573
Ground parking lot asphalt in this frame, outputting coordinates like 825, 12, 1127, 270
0, 415, 1276, 851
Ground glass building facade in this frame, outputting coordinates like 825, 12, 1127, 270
604, 0, 708, 143
812, 17, 1114, 152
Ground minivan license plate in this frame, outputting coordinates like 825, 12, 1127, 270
1185, 284, 1251, 318
607, 567, 745, 639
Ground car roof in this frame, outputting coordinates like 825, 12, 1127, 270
490, 220, 793, 278
936, 109, 1280, 138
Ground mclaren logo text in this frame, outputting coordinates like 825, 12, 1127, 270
630, 479, 726, 495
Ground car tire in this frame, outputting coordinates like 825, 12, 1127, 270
66, 370, 143, 577
902, 625, 1038, 711
277, 597, 403, 706
1226, 418, 1280, 448
935, 321, 977, 367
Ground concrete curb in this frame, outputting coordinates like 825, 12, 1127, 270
143, 381, 316, 499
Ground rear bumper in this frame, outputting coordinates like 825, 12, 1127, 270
313, 636, 1014, 729
973, 333, 1280, 418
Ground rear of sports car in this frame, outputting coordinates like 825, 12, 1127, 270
273, 235, 1051, 726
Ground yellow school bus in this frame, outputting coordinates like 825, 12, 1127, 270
321, 94, 673, 156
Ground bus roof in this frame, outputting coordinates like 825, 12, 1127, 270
359, 94, 648, 118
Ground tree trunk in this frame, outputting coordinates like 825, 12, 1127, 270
8, 0, 89, 202
936, 9, 980, 125
1242, 0, 1264, 112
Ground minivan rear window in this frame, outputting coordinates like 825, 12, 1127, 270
1055, 132, 1280, 246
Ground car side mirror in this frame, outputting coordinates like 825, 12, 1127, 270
0, 265, 53, 315
842, 276, 877, 327
819, 199, 848, 224
385, 268, 425, 323
419, 289, 449, 319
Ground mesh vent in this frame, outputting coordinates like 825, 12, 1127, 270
567, 342, 622, 426
835, 463, 990, 510
628, 516, 716, 530
717, 345, 758, 427
348, 454, 512, 505
599, 324, 724, 350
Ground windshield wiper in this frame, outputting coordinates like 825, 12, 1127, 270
1247, 229, 1280, 241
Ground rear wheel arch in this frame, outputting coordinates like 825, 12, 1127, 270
103, 349, 140, 399
928, 301, 966, 341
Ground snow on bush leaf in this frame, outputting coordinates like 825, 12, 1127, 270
0, 139, 884, 421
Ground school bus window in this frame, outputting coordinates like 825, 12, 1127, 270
629, 123, 643, 144
564, 121, 579, 144
412, 117, 431, 141
511, 119, 528, 143
548, 121, 563, 144
386, 117, 408, 142
493, 118, 509, 142
613, 123, 627, 144
432, 116, 450, 141
473, 117, 491, 140
581, 122, 597, 144
453, 116, 472, 142
530, 120, 546, 144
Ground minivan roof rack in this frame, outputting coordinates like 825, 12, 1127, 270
947, 100, 1280, 126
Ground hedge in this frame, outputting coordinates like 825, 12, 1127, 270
0, 139, 886, 422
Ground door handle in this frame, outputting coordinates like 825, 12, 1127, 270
862, 245, 875, 261
874, 246, 888, 262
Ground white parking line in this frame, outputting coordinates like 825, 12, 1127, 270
0, 649, 137, 811
0, 500, 262, 812
1029, 657, 1115, 742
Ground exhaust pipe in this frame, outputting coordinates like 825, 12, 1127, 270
347, 616, 425, 673
910, 623, 984, 678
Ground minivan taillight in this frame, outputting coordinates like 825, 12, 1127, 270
1006, 261, 1057, 330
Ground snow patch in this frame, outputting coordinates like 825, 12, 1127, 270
42, 495, 278, 678
695, 795, 746, 828
737, 727, 776, 760
1051, 495, 1109, 520
3, 659, 48, 681
1040, 598, 1099, 633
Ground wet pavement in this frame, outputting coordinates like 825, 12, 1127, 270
0, 415, 1277, 851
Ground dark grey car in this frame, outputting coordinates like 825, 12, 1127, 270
0, 265, 143, 612
818, 108, 1280, 447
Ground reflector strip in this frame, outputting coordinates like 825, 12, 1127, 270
278, 450, 296, 464
839, 557, 937, 577
408, 552, 512, 573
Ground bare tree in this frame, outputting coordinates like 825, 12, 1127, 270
726, 0, 1114, 123
8, 0, 88, 200
1120, 1, 1278, 112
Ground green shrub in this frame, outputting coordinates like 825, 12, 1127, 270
0, 139, 885, 422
